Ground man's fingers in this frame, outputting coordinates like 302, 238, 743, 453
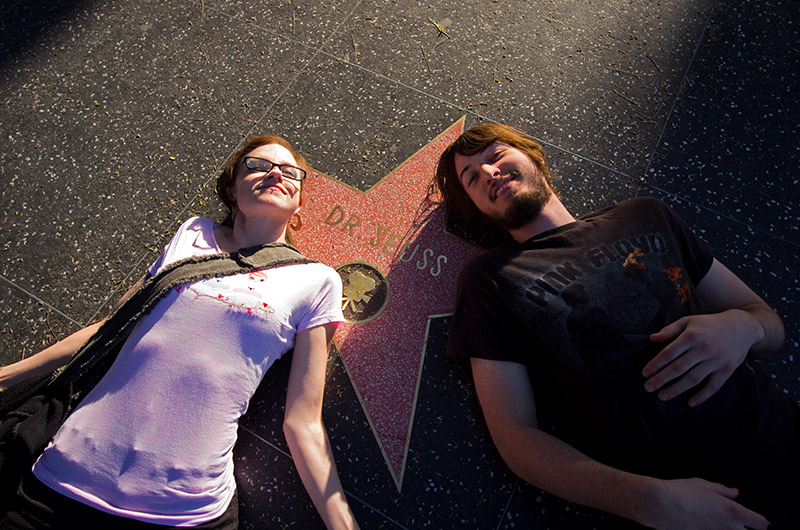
708, 483, 772, 530
686, 372, 728, 407
646, 360, 707, 400
709, 482, 771, 530
644, 342, 702, 392
643, 342, 685, 379
649, 318, 687, 344
644, 319, 690, 378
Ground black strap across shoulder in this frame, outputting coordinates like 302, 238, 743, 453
0, 241, 318, 508
51, 242, 317, 393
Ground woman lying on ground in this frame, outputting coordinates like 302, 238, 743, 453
0, 134, 359, 530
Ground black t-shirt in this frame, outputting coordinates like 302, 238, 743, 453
447, 197, 762, 474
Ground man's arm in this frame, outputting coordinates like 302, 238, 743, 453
643, 258, 784, 406
471, 357, 769, 530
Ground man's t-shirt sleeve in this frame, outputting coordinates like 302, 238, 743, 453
651, 198, 715, 287
446, 258, 530, 365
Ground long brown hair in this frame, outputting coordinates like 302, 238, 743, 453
433, 123, 553, 224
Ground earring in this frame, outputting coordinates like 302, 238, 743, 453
289, 212, 303, 231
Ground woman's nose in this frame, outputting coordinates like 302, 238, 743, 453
266, 166, 284, 181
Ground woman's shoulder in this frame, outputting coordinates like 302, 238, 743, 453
279, 261, 342, 288
288, 260, 339, 278
172, 217, 218, 246
176, 216, 216, 235
149, 218, 219, 275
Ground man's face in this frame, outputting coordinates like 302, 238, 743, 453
454, 142, 551, 230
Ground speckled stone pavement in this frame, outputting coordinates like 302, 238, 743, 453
1, 1, 798, 528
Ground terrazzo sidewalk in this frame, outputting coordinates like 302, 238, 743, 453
1, 1, 798, 528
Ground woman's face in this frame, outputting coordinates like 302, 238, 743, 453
230, 143, 303, 224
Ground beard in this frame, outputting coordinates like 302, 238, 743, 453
493, 168, 551, 230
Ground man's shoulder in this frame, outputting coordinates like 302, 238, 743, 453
459, 246, 504, 279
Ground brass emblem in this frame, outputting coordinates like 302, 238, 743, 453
337, 261, 390, 324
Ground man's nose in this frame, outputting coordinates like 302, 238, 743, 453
480, 163, 499, 181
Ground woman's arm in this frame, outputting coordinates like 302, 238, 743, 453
284, 323, 359, 530
0, 275, 146, 391
0, 321, 104, 391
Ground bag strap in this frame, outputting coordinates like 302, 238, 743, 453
51, 242, 316, 388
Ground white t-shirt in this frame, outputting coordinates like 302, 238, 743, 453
33, 217, 343, 526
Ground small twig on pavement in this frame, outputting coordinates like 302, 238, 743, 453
421, 45, 432, 74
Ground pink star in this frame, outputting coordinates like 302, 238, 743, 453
292, 118, 481, 490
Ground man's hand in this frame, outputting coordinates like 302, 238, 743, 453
642, 258, 784, 407
642, 309, 764, 406
636, 478, 769, 530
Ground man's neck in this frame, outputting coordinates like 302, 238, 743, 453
508, 194, 576, 243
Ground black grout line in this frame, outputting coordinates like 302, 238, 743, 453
337, 490, 411, 530
244, 0, 367, 140
638, 185, 800, 249
238, 425, 292, 459
0, 0, 24, 21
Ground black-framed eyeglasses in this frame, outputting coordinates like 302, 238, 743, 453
243, 157, 307, 181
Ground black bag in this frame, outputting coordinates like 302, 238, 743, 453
0, 242, 315, 508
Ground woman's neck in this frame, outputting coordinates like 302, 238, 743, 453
216, 215, 287, 252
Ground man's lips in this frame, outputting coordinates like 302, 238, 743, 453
491, 175, 514, 201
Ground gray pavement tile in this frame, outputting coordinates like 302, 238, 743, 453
502, 478, 634, 530
324, 0, 716, 177
204, 0, 359, 50
236, 424, 406, 529
234, 427, 325, 528
646, 0, 800, 243
399, 317, 516, 530
0, 0, 314, 320
0, 280, 81, 368
252, 53, 468, 189
546, 142, 640, 217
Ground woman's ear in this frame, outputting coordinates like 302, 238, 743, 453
289, 211, 302, 231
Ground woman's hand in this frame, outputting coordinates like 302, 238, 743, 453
0, 321, 104, 392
